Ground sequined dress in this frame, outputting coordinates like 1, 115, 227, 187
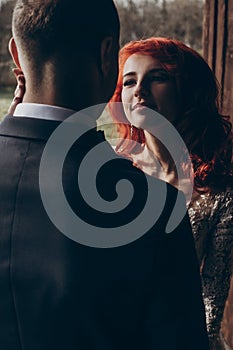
188, 188, 233, 349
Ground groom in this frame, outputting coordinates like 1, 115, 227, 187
0, 0, 209, 349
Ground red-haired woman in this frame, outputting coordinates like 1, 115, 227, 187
109, 37, 233, 349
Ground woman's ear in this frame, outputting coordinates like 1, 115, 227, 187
8, 37, 22, 69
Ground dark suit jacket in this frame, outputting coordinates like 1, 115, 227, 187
0, 115, 209, 350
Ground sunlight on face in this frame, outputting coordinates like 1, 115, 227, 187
121, 54, 180, 127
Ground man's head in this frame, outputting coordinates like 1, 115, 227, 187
9, 0, 120, 109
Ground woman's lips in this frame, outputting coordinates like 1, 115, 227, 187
132, 103, 158, 111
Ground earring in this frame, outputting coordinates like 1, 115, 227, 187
130, 124, 134, 140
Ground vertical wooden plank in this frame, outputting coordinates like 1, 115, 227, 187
215, 0, 226, 109
203, 0, 218, 70
202, 0, 211, 60
222, 0, 233, 117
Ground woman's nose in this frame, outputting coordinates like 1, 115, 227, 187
134, 81, 149, 99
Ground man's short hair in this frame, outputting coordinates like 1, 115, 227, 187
12, 0, 120, 61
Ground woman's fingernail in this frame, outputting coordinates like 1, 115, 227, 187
13, 96, 21, 102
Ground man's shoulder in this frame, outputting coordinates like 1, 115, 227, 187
0, 115, 61, 141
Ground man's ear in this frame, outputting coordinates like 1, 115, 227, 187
8, 37, 22, 69
100, 36, 115, 77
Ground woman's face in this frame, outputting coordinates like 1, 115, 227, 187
121, 53, 180, 127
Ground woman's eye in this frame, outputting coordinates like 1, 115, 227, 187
123, 79, 136, 87
150, 75, 169, 82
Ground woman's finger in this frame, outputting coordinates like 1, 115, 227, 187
7, 70, 26, 115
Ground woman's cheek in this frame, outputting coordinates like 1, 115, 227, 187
121, 91, 130, 118
122, 104, 130, 121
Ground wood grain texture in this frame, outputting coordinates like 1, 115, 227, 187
203, 0, 233, 121
203, 2, 233, 348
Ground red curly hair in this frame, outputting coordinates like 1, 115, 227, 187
109, 37, 233, 191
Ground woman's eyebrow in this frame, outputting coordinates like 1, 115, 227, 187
123, 71, 136, 78
123, 68, 166, 78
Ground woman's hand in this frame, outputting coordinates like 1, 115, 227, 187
8, 68, 25, 115
143, 129, 179, 186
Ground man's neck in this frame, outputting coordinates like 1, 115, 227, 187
23, 81, 100, 112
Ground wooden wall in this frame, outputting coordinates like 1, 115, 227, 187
203, 0, 233, 119
203, 1, 233, 348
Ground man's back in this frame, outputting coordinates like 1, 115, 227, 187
0, 114, 209, 349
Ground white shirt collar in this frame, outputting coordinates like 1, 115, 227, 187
13, 103, 76, 121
